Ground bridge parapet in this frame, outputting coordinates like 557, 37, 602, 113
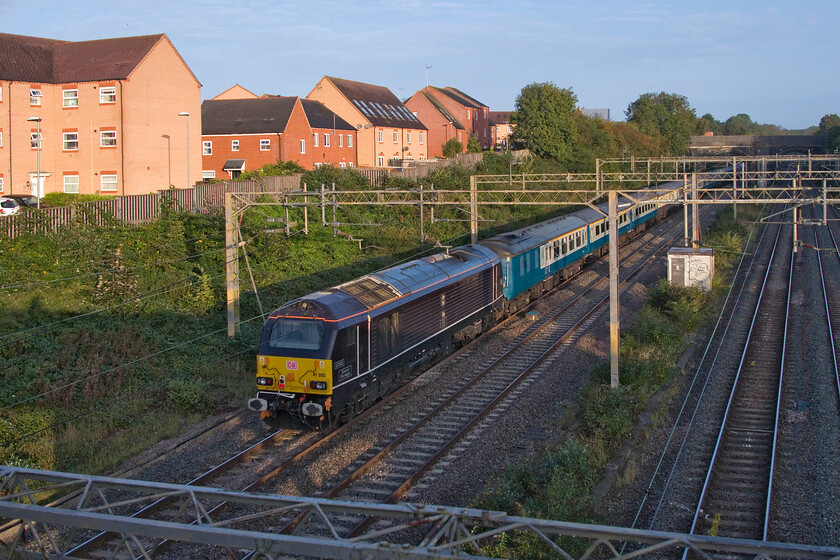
688, 134, 829, 156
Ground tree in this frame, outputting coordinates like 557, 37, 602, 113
722, 113, 758, 135
819, 114, 840, 150
625, 92, 697, 155
466, 133, 482, 153
441, 138, 463, 158
510, 82, 579, 163
696, 113, 720, 135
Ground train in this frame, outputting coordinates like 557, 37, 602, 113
248, 181, 683, 429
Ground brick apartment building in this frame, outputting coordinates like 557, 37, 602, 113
0, 33, 201, 197
407, 86, 491, 157
307, 76, 427, 168
201, 95, 357, 178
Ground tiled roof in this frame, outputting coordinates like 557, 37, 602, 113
300, 99, 356, 131
445, 87, 487, 109
420, 91, 465, 130
325, 76, 427, 130
489, 111, 512, 125
0, 32, 167, 83
430, 86, 481, 109
201, 97, 298, 135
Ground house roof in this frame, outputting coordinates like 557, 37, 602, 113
419, 91, 465, 130
0, 33, 182, 84
300, 99, 356, 131
324, 76, 427, 130
201, 97, 298, 134
445, 87, 487, 109
430, 86, 481, 110
489, 111, 512, 125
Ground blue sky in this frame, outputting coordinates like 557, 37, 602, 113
4, 0, 838, 129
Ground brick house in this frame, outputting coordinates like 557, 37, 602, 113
404, 90, 467, 159
307, 76, 427, 168
408, 86, 491, 153
0, 33, 201, 197
201, 96, 357, 178
489, 111, 514, 150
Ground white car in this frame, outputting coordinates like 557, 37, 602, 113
0, 197, 21, 216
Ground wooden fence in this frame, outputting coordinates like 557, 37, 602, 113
0, 152, 505, 239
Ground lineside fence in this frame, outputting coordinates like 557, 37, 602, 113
0, 151, 492, 239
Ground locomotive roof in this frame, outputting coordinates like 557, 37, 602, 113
478, 212, 589, 257
267, 244, 498, 323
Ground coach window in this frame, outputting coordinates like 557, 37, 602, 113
378, 311, 401, 357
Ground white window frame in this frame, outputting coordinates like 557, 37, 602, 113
30, 89, 41, 106
63, 132, 79, 151
202, 170, 216, 180
0, 85, 3, 102
339, 162, 346, 168
0, 177, 4, 192
64, 175, 79, 193
63, 89, 78, 108
338, 134, 343, 147
393, 131, 398, 143
348, 162, 353, 167
100, 130, 117, 147
419, 132, 424, 144
300, 139, 305, 154
100, 174, 118, 192
260, 139, 270, 151
378, 155, 385, 167
406, 132, 411, 144
324, 133, 330, 147
30, 132, 41, 149
0, 131, 3, 148
348, 135, 353, 148
99, 86, 116, 104
313, 133, 319, 147
378, 130, 383, 143
203, 141, 212, 155
231, 140, 239, 151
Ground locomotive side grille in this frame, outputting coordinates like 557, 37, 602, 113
339, 276, 402, 309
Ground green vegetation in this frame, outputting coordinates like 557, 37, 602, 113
238, 161, 306, 181
472, 206, 760, 558
441, 137, 463, 158
819, 113, 840, 151
511, 82, 579, 162
42, 192, 116, 206
625, 92, 697, 155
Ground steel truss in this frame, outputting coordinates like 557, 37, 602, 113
2, 467, 839, 560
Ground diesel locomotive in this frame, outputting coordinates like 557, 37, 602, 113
249, 182, 681, 429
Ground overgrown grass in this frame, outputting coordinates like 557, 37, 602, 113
0, 157, 573, 475
472, 206, 759, 558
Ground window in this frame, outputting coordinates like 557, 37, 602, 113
0, 131, 3, 148
64, 175, 79, 193
348, 162, 353, 167
377, 311, 401, 358
378, 155, 385, 167
63, 132, 78, 151
203, 141, 212, 155
0, 177, 4, 192
467, 110, 471, 120
202, 170, 216, 180
300, 139, 305, 153
30, 89, 41, 106
393, 131, 398, 143
339, 162, 346, 168
313, 133, 319, 147
419, 133, 424, 144
63, 89, 78, 108
260, 139, 270, 151
338, 134, 343, 147
100, 174, 118, 192
100, 130, 117, 147
458, 132, 462, 142
100, 86, 116, 104
348, 134, 353, 148
378, 130, 383, 143
231, 140, 239, 151
268, 318, 324, 350
30, 132, 41, 149
406, 132, 411, 143
324, 133, 330, 147
0, 85, 3, 102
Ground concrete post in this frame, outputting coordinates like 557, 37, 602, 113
609, 190, 620, 389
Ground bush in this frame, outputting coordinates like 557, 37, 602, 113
166, 376, 214, 413
441, 138, 463, 158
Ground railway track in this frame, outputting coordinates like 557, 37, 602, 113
60, 206, 715, 559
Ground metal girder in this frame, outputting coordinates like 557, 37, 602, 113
2, 467, 840, 560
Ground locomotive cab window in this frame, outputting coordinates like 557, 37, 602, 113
267, 318, 324, 350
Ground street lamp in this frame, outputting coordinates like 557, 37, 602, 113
27, 116, 41, 209
178, 111, 192, 210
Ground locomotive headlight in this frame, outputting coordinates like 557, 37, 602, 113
256, 377, 273, 386
311, 381, 327, 391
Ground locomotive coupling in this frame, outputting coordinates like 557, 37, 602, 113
248, 397, 268, 412
301, 402, 324, 417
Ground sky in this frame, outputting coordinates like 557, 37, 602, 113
3, 0, 838, 130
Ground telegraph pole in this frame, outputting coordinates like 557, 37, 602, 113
609, 190, 620, 388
